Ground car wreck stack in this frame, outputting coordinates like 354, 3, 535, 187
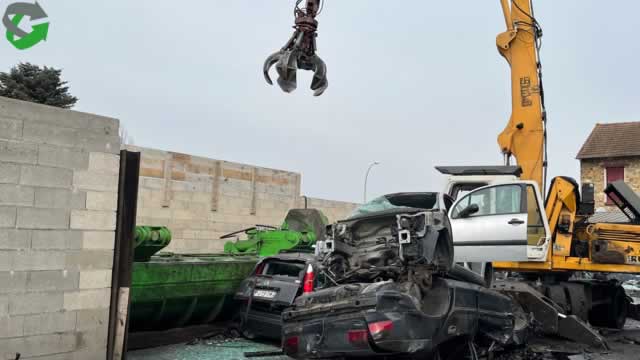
281, 204, 529, 358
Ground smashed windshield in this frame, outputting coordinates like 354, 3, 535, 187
349, 193, 439, 218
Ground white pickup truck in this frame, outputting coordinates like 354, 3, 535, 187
437, 165, 553, 282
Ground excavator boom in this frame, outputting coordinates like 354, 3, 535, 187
496, 0, 546, 191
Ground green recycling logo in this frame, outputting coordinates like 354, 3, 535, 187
3, 2, 49, 50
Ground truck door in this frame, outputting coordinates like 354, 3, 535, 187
448, 183, 528, 262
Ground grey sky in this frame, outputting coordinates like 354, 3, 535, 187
1, 1, 638, 203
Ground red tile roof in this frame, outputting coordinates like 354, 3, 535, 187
577, 122, 640, 159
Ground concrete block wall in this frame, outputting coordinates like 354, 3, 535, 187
0, 97, 120, 360
127, 145, 358, 253
581, 156, 640, 209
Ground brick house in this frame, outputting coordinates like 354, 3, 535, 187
577, 122, 640, 209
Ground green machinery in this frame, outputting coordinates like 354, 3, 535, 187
130, 252, 257, 331
129, 209, 328, 331
222, 209, 328, 256
133, 226, 171, 262
130, 226, 257, 331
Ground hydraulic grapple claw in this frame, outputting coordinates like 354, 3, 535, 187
263, 0, 328, 96
309, 54, 328, 96
263, 52, 280, 86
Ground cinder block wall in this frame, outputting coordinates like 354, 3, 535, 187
0, 97, 120, 360
581, 157, 640, 209
127, 145, 358, 253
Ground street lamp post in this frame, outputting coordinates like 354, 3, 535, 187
363, 161, 380, 203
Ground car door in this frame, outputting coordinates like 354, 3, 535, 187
448, 183, 528, 262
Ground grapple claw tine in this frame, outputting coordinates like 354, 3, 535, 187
309, 55, 328, 96
275, 51, 298, 93
263, 51, 282, 86
312, 78, 327, 97
276, 51, 296, 81
277, 75, 297, 93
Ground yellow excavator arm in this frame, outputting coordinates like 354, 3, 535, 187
496, 0, 546, 191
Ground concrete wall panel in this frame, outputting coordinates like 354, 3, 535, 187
0, 97, 119, 359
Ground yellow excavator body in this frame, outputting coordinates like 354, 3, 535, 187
492, 1, 640, 277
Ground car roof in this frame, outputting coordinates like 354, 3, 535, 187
383, 192, 443, 208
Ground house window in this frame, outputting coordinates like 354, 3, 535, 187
605, 166, 624, 205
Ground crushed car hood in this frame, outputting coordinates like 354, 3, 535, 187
319, 208, 453, 285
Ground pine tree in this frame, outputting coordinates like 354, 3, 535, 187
0, 63, 78, 109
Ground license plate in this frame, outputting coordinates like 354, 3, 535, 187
253, 289, 277, 299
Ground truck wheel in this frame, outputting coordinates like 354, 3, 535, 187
589, 285, 627, 329
608, 286, 628, 329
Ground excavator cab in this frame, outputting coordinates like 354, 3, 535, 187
448, 181, 551, 263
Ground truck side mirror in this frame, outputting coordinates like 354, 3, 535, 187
458, 204, 479, 218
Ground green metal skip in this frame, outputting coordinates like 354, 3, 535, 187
128, 209, 327, 331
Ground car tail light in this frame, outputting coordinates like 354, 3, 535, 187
303, 264, 314, 293
368, 320, 393, 340
254, 262, 266, 275
347, 329, 368, 345
283, 336, 299, 353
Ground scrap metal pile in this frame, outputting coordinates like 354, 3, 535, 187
280, 203, 531, 359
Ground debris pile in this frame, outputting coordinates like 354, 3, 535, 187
281, 205, 528, 358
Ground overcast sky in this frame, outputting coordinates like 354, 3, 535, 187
1, 1, 638, 203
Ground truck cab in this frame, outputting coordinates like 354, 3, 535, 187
437, 166, 552, 275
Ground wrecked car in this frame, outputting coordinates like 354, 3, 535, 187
234, 252, 326, 340
281, 192, 527, 359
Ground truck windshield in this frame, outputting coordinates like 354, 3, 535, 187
349, 193, 439, 218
